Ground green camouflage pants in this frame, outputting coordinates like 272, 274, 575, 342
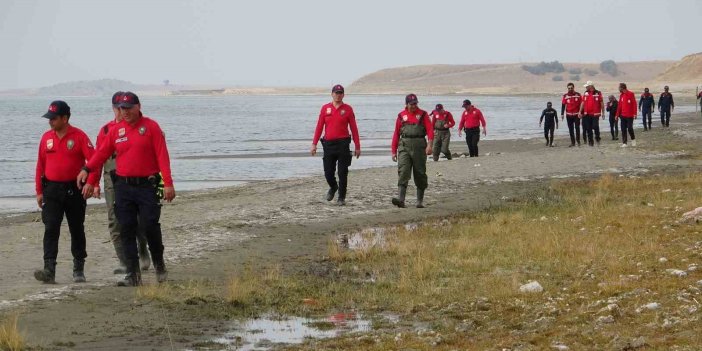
432, 130, 451, 161
397, 138, 428, 190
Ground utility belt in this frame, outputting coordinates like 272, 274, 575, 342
42, 178, 78, 189
463, 127, 480, 133
41, 177, 80, 196
113, 172, 161, 187
320, 137, 351, 148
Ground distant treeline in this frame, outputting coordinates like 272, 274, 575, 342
523, 60, 619, 77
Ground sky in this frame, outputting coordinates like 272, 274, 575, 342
1, 0, 700, 90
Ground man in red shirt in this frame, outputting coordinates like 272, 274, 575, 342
579, 81, 605, 146
429, 104, 455, 161
94, 92, 151, 274
616, 83, 638, 147
34, 100, 98, 284
391, 94, 433, 208
78, 92, 175, 286
310, 84, 361, 206
561, 83, 582, 147
457, 99, 487, 157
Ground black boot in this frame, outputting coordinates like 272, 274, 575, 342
117, 261, 142, 287
392, 186, 407, 208
416, 188, 425, 208
153, 258, 168, 283
34, 259, 56, 284
325, 186, 338, 201
73, 258, 86, 283
336, 188, 346, 206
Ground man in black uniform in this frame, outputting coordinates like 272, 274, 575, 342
657, 86, 674, 127
638, 88, 655, 130
539, 102, 558, 147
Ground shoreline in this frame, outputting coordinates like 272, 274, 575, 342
2, 112, 702, 349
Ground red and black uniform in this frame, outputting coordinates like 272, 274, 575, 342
581, 89, 603, 146
458, 106, 486, 157
638, 92, 655, 130
617, 90, 638, 144
658, 92, 674, 127
35, 125, 97, 264
429, 109, 455, 161
85, 113, 173, 279
311, 102, 361, 201
561, 91, 582, 146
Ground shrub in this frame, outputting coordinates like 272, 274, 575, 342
522, 61, 566, 75
570, 75, 581, 81
552, 75, 564, 82
568, 68, 582, 75
600, 60, 619, 76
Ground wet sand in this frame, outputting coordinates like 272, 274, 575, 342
2, 113, 702, 349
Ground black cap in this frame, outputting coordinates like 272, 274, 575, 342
111, 91, 124, 107
462, 99, 472, 107
405, 94, 418, 104
332, 84, 344, 93
435, 103, 443, 110
116, 91, 140, 108
42, 100, 70, 119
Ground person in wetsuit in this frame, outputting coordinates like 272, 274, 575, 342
539, 102, 559, 147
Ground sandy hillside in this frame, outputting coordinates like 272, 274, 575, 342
653, 52, 702, 85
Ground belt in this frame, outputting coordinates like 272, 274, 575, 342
401, 135, 425, 139
116, 175, 158, 186
44, 179, 76, 186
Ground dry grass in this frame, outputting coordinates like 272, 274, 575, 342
0, 314, 24, 351
220, 172, 702, 349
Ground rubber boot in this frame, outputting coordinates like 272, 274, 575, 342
73, 258, 86, 283
392, 186, 407, 208
34, 259, 57, 284
416, 188, 425, 208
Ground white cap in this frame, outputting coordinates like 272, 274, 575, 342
583, 80, 595, 87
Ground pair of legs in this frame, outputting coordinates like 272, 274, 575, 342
321, 138, 352, 203
660, 109, 671, 127
620, 118, 636, 145
464, 127, 480, 157
394, 138, 428, 208
641, 110, 652, 130
543, 123, 555, 146
432, 130, 452, 161
609, 115, 619, 140
36, 181, 87, 283
566, 116, 581, 146
581, 115, 601, 146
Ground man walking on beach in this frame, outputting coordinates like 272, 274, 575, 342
78, 92, 175, 286
34, 100, 98, 284
539, 102, 558, 147
94, 92, 151, 274
658, 86, 674, 127
458, 99, 487, 157
617, 83, 638, 147
429, 104, 455, 161
391, 94, 433, 208
561, 83, 582, 147
310, 84, 361, 206
606, 95, 619, 140
639, 87, 655, 130
579, 81, 604, 146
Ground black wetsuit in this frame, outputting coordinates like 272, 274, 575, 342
540, 108, 558, 146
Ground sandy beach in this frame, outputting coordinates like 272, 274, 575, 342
2, 112, 702, 350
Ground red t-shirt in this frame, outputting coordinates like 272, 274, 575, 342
561, 92, 582, 115
86, 115, 173, 187
391, 108, 434, 154
617, 90, 638, 118
35, 125, 98, 195
312, 102, 360, 149
430, 110, 455, 129
458, 107, 486, 130
582, 89, 603, 115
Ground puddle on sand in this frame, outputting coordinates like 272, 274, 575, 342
210, 312, 372, 350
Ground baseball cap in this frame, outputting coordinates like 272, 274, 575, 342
462, 99, 472, 107
583, 80, 595, 87
116, 91, 140, 108
405, 94, 418, 104
435, 103, 444, 110
42, 100, 71, 119
111, 91, 124, 107
332, 84, 344, 93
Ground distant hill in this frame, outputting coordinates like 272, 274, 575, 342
349, 60, 678, 95
654, 52, 702, 83
35, 78, 140, 96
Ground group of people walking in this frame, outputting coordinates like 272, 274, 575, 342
34, 92, 175, 287
552, 81, 675, 148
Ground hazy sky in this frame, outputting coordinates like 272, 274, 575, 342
1, 0, 700, 90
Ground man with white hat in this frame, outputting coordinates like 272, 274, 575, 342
579, 81, 604, 146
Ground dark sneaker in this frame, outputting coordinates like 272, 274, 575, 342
34, 269, 56, 284
325, 187, 338, 201
391, 198, 405, 208
73, 271, 86, 283
336, 198, 346, 206
117, 273, 142, 287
